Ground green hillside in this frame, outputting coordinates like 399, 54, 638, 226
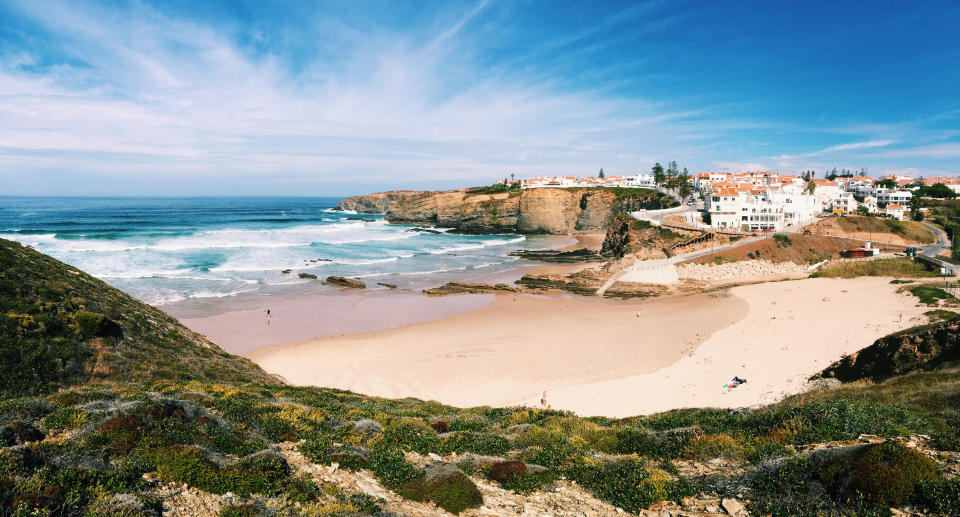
2, 238, 960, 516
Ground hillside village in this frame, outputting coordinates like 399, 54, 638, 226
514, 171, 960, 233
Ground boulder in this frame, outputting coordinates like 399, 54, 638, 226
377, 282, 398, 289
298, 273, 318, 280
323, 276, 365, 289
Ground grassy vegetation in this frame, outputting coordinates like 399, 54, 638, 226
906, 284, 959, 306
811, 258, 937, 278
0, 239, 273, 399
3, 236, 960, 516
835, 216, 936, 244
465, 182, 520, 194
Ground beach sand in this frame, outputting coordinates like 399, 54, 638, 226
245, 276, 927, 417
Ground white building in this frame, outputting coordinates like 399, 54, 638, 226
885, 204, 906, 221
831, 191, 859, 214
875, 189, 912, 206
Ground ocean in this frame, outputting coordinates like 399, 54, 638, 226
0, 197, 564, 306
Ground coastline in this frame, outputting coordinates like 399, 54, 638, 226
170, 232, 602, 354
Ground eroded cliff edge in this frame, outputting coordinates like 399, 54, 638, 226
335, 187, 674, 234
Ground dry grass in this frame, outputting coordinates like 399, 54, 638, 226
686, 234, 887, 265
811, 258, 937, 279
832, 217, 935, 244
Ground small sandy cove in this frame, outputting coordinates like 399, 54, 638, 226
242, 277, 927, 418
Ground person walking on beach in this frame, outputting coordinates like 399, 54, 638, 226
540, 391, 548, 409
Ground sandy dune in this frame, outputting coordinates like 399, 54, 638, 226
247, 277, 926, 417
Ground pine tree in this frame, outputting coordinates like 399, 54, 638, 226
652, 163, 665, 187
598, 168, 605, 179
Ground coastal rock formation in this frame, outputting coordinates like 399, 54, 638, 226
516, 269, 611, 296
336, 187, 673, 234
422, 282, 521, 296
817, 319, 960, 382
323, 276, 366, 288
507, 248, 602, 263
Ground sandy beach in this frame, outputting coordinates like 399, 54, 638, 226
243, 276, 927, 417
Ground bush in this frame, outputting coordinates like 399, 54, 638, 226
682, 433, 745, 460
816, 443, 941, 507
42, 407, 88, 430
487, 460, 526, 481
399, 465, 482, 515
568, 458, 697, 513
773, 233, 793, 247
153, 446, 289, 495
368, 444, 424, 491
439, 431, 510, 456
616, 426, 700, 459
498, 470, 557, 494
918, 478, 960, 514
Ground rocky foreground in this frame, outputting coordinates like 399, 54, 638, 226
335, 187, 675, 234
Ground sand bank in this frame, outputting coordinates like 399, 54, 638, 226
249, 291, 747, 408
248, 277, 926, 417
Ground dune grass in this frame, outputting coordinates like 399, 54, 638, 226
811, 258, 937, 279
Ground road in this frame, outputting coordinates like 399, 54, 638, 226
920, 221, 950, 258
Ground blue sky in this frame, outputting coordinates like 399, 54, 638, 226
1, 0, 958, 196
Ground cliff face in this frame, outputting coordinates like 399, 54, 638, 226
336, 187, 672, 234
818, 319, 960, 382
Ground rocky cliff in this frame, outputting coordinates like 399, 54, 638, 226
336, 187, 674, 234
817, 318, 960, 382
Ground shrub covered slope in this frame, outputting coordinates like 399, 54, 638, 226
1, 238, 960, 516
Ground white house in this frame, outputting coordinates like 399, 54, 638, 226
875, 189, 912, 206
831, 191, 859, 214
885, 204, 906, 221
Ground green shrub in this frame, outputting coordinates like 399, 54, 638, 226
773, 233, 793, 247
616, 426, 700, 459
918, 478, 960, 514
153, 446, 289, 496
368, 444, 424, 491
42, 407, 88, 430
399, 466, 483, 515
816, 443, 940, 507
682, 433, 745, 460
439, 431, 510, 456
749, 456, 833, 516
381, 419, 440, 454
498, 470, 557, 494
568, 458, 696, 513
518, 442, 584, 471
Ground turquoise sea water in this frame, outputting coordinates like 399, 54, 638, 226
0, 197, 558, 305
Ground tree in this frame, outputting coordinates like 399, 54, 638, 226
598, 168, 605, 179
667, 161, 679, 181
804, 181, 817, 195
916, 183, 957, 199
676, 169, 693, 200
910, 194, 924, 221
875, 178, 898, 189
652, 163, 665, 187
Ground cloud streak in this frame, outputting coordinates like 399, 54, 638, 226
0, 0, 957, 195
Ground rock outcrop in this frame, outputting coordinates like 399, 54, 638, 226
506, 248, 602, 263
323, 276, 366, 289
817, 320, 960, 382
422, 282, 521, 296
335, 188, 673, 234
